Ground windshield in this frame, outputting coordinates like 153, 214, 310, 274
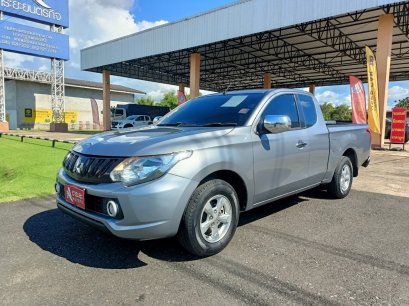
158, 93, 265, 127
126, 115, 137, 120
111, 108, 124, 116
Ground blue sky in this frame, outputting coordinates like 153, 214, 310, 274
3, 0, 409, 108
132, 0, 235, 22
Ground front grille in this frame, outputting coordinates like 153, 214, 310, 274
111, 122, 118, 127
63, 151, 124, 183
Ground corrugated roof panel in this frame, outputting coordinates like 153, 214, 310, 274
81, 0, 403, 70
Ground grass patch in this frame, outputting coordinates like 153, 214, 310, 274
0, 136, 74, 202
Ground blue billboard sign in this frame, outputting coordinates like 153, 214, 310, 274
0, 0, 69, 28
0, 21, 69, 60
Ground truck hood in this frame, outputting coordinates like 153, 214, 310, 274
72, 125, 235, 157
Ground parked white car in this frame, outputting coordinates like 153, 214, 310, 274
111, 115, 152, 129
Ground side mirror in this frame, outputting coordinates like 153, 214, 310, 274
153, 116, 162, 125
262, 115, 291, 133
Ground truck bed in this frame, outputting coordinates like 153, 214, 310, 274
325, 122, 370, 178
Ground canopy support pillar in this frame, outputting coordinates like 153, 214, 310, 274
263, 73, 272, 89
190, 53, 200, 99
309, 83, 316, 95
103, 70, 111, 131
374, 14, 394, 148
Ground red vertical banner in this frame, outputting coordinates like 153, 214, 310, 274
177, 90, 187, 105
90, 97, 101, 129
390, 107, 407, 144
349, 75, 367, 124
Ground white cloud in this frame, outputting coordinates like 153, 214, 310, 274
146, 84, 178, 101
4, 52, 34, 68
144, 84, 214, 101
38, 65, 49, 71
62, 0, 167, 86
388, 85, 409, 102
66, 0, 167, 52
4, 52, 49, 70
315, 90, 350, 106
69, 37, 78, 50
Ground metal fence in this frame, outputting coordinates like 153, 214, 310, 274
0, 133, 77, 147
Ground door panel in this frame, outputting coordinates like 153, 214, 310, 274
297, 94, 329, 185
252, 129, 309, 203
252, 94, 310, 204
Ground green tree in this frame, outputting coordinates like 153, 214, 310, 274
319, 103, 352, 121
331, 104, 352, 121
395, 97, 409, 109
136, 96, 155, 106
159, 91, 178, 109
320, 102, 335, 121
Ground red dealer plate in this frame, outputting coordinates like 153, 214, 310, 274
64, 184, 85, 210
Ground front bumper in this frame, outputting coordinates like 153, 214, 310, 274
56, 168, 198, 240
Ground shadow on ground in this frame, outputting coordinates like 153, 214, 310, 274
23, 208, 207, 269
23, 209, 149, 269
23, 189, 328, 269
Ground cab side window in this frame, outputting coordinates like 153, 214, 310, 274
115, 109, 124, 117
298, 95, 317, 128
262, 94, 300, 128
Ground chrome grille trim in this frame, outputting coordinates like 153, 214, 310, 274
63, 151, 124, 183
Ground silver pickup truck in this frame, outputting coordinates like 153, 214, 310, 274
56, 89, 371, 256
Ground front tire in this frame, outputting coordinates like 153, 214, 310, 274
177, 179, 239, 257
328, 156, 353, 199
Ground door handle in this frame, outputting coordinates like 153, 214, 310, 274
296, 141, 307, 148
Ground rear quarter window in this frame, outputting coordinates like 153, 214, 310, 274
298, 95, 317, 128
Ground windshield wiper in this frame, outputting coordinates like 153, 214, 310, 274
201, 122, 237, 127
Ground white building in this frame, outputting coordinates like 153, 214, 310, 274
5, 78, 144, 130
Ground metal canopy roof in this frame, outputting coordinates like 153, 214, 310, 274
81, 0, 409, 92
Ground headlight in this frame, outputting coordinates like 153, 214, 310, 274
110, 151, 192, 186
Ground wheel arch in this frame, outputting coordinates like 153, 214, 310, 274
342, 148, 358, 177
199, 170, 248, 212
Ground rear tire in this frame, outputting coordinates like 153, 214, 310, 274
177, 179, 239, 257
328, 156, 353, 199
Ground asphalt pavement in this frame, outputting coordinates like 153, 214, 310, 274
1, 187, 409, 305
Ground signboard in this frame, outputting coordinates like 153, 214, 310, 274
390, 107, 407, 144
24, 108, 33, 117
0, 21, 69, 60
64, 111, 78, 123
24, 109, 77, 124
0, 0, 69, 28
24, 109, 51, 123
